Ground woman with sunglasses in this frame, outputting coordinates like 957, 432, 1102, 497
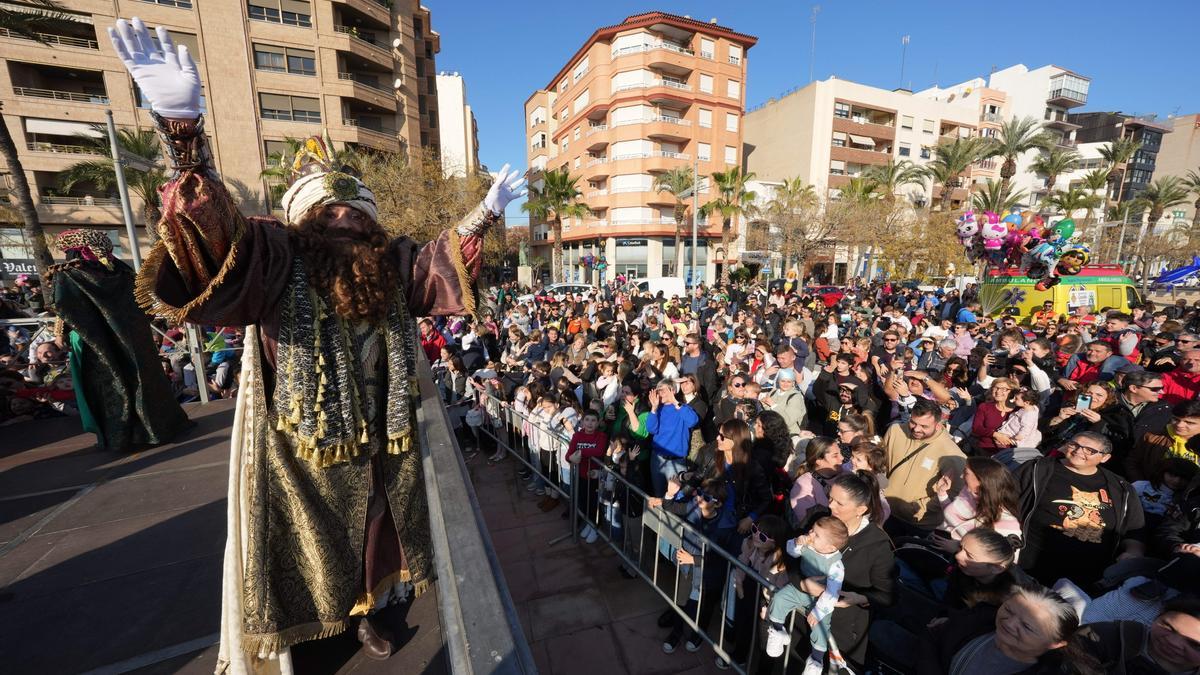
714, 420, 774, 536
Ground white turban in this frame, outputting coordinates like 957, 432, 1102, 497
280, 170, 378, 226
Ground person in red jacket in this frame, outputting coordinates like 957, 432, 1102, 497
1163, 349, 1200, 405
568, 411, 609, 543
419, 318, 447, 363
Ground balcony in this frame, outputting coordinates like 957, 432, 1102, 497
586, 189, 608, 198
13, 86, 108, 104
0, 26, 98, 49
611, 41, 694, 58
338, 71, 390, 94
832, 116, 896, 142
137, 0, 194, 7
1043, 114, 1080, 131
1047, 73, 1089, 108
42, 195, 120, 206
26, 142, 101, 156
980, 111, 1003, 123
830, 145, 891, 166
333, 25, 390, 55
585, 156, 608, 168
331, 0, 391, 29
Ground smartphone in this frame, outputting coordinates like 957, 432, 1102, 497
1075, 394, 1092, 411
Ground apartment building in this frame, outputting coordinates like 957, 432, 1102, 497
523, 11, 756, 284
0, 0, 440, 276
1153, 113, 1200, 223
1068, 112, 1171, 203
436, 71, 480, 177
919, 64, 1091, 203
743, 77, 980, 208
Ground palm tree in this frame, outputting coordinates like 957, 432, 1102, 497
837, 176, 881, 204
0, 0, 73, 278
1098, 136, 1142, 208
520, 167, 589, 283
1133, 176, 1190, 229
1182, 168, 1200, 247
971, 179, 1028, 215
763, 177, 818, 273
925, 137, 991, 210
1044, 186, 1099, 218
1079, 167, 1111, 233
698, 167, 756, 285
652, 166, 695, 276
1030, 146, 1079, 196
984, 116, 1052, 191
59, 127, 168, 242
863, 159, 925, 204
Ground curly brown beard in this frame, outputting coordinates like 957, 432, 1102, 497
291, 209, 397, 323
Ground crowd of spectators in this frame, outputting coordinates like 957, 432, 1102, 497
1, 276, 242, 427
430, 276, 1200, 674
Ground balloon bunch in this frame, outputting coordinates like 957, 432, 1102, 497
956, 209, 1088, 291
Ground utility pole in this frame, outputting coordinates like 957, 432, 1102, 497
105, 110, 141, 271
899, 35, 910, 88
1114, 204, 1132, 269
808, 5, 821, 84
691, 153, 699, 288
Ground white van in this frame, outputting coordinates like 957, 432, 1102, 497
631, 277, 688, 299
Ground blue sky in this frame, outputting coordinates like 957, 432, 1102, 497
429, 1, 1200, 221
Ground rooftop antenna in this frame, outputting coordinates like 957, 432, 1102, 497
809, 5, 820, 84
899, 35, 910, 88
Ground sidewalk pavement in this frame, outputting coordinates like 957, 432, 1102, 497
0, 400, 445, 675
467, 454, 729, 675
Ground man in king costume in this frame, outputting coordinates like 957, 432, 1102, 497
108, 19, 526, 672
48, 229, 191, 451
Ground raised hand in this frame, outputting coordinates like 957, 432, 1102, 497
108, 18, 201, 118
484, 164, 528, 216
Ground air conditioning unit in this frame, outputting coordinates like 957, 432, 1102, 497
394, 78, 403, 89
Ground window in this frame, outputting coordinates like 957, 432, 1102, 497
726, 79, 740, 99
834, 102, 850, 119
529, 106, 546, 127
698, 142, 711, 161
901, 115, 913, 130
253, 44, 314, 75
248, 0, 311, 27
922, 119, 935, 134
698, 108, 712, 128
573, 128, 580, 140
898, 143, 911, 157
831, 131, 847, 147
830, 159, 845, 175
1173, 210, 1187, 220
699, 74, 713, 94
572, 56, 589, 82
561, 139, 568, 152
573, 90, 589, 113
724, 146, 736, 164
574, 157, 581, 169
920, 146, 930, 159
700, 38, 714, 59
259, 93, 320, 122
728, 44, 742, 65
725, 113, 738, 132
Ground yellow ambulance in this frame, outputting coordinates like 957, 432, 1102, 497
979, 264, 1141, 323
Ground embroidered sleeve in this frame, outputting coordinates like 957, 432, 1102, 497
138, 114, 248, 313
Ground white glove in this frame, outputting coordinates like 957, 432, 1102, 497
484, 164, 527, 216
108, 18, 201, 119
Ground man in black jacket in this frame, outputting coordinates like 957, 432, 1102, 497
1015, 432, 1145, 587
678, 332, 719, 403
1104, 371, 1173, 468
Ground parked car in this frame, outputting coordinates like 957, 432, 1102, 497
515, 283, 597, 305
807, 285, 844, 308
628, 277, 687, 299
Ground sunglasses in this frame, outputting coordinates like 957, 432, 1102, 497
1139, 385, 1165, 392
731, 382, 745, 388
751, 525, 773, 543
697, 491, 720, 504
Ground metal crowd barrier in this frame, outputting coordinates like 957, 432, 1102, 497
471, 388, 804, 674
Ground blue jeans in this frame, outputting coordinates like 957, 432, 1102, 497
650, 453, 688, 497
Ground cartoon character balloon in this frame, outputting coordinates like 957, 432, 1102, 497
957, 212, 980, 246
980, 213, 1009, 263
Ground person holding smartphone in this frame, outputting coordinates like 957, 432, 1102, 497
1043, 382, 1116, 452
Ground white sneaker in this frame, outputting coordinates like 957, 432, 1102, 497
765, 624, 789, 658
580, 524, 594, 539
585, 528, 599, 544
802, 656, 824, 675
